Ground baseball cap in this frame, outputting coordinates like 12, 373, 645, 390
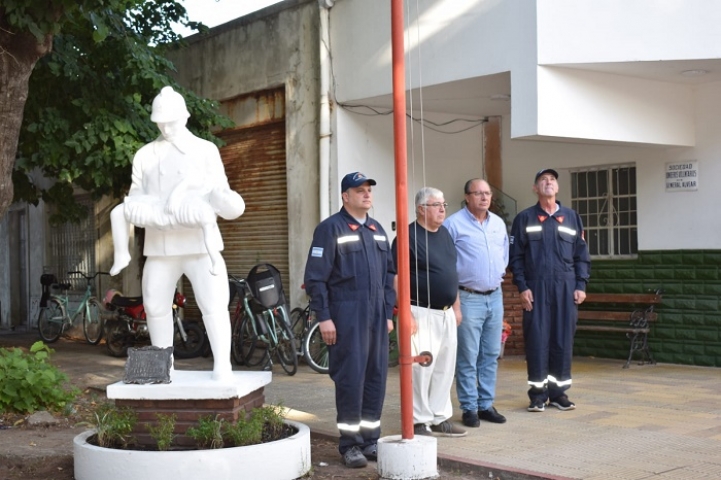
341, 172, 377, 192
534, 168, 558, 183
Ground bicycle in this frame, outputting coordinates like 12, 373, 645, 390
228, 273, 298, 376
289, 287, 328, 374
38, 271, 108, 345
291, 290, 400, 374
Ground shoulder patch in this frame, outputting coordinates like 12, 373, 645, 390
311, 247, 324, 258
509, 235, 515, 245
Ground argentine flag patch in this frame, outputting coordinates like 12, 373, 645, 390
312, 247, 324, 258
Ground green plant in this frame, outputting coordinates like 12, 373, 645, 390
186, 415, 224, 449
223, 411, 264, 447
257, 404, 286, 442
92, 402, 137, 449
147, 413, 177, 451
0, 341, 79, 413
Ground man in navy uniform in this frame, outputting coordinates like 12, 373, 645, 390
509, 168, 591, 412
304, 172, 396, 468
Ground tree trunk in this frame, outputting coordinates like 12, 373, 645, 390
0, 12, 52, 219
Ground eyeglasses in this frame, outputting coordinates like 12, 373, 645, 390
422, 202, 448, 209
466, 191, 492, 197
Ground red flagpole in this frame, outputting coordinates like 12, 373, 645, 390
390, 0, 413, 440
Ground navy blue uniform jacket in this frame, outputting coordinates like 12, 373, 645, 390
304, 207, 396, 325
509, 202, 590, 292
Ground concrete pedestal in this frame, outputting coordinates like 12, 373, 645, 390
377, 434, 438, 480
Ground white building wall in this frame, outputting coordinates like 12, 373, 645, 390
537, 0, 721, 64
637, 82, 721, 250
335, 109, 484, 236
330, 0, 534, 99
536, 67, 694, 146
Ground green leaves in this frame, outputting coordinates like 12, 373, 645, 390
0, 342, 79, 414
9, 1, 233, 223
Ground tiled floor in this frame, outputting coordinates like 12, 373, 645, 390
266, 355, 721, 479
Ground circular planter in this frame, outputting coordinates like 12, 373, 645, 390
74, 420, 311, 480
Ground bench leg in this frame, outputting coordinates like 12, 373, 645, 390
639, 333, 656, 366
625, 331, 655, 368
623, 333, 636, 369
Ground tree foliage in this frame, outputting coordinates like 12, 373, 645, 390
2, 1, 233, 224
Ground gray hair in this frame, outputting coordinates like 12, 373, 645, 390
415, 187, 444, 208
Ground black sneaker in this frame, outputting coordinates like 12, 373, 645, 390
478, 406, 507, 424
343, 446, 368, 468
527, 400, 546, 412
430, 420, 467, 437
461, 410, 480, 428
549, 396, 576, 411
413, 423, 432, 436
361, 444, 377, 461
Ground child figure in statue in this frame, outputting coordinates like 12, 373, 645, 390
109, 86, 245, 382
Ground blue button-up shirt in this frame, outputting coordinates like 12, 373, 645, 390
444, 207, 509, 291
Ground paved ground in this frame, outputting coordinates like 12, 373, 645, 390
2, 331, 721, 479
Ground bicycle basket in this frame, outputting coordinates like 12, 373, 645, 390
246, 263, 286, 309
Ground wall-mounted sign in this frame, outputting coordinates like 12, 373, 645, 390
665, 161, 698, 192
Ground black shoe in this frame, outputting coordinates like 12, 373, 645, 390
413, 423, 432, 436
461, 410, 480, 428
478, 406, 506, 424
429, 420, 467, 437
527, 400, 546, 412
361, 444, 377, 461
343, 446, 368, 468
549, 395, 576, 411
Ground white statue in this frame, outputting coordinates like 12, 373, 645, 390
110, 86, 244, 382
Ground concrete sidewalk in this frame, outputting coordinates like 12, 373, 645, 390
2, 332, 720, 479
266, 355, 721, 480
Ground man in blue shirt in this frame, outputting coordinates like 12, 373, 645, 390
304, 172, 396, 468
444, 178, 509, 428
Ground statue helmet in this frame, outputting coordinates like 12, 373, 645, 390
150, 86, 190, 123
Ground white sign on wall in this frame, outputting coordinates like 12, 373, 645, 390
665, 161, 698, 192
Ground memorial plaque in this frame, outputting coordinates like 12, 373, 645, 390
124, 346, 174, 384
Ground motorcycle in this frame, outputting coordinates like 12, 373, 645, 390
102, 289, 206, 358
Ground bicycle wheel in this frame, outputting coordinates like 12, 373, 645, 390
303, 321, 329, 374
83, 297, 103, 345
173, 319, 206, 359
240, 313, 270, 368
289, 307, 307, 355
38, 299, 65, 343
104, 319, 130, 357
273, 307, 298, 376
231, 313, 246, 365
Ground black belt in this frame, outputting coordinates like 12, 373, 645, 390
459, 286, 498, 295
410, 300, 452, 311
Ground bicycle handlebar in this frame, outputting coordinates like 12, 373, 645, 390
67, 271, 110, 284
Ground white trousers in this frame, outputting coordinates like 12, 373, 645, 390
411, 305, 458, 426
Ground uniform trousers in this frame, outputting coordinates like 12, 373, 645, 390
523, 275, 577, 403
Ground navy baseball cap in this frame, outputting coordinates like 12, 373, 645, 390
341, 172, 377, 192
534, 168, 558, 183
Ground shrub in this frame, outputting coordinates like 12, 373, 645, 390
224, 404, 287, 447
223, 411, 264, 447
147, 413, 177, 451
93, 402, 137, 448
186, 415, 224, 449
0, 341, 78, 413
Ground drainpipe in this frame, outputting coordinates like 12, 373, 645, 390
318, 0, 334, 220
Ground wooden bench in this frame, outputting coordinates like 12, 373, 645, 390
576, 290, 662, 368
